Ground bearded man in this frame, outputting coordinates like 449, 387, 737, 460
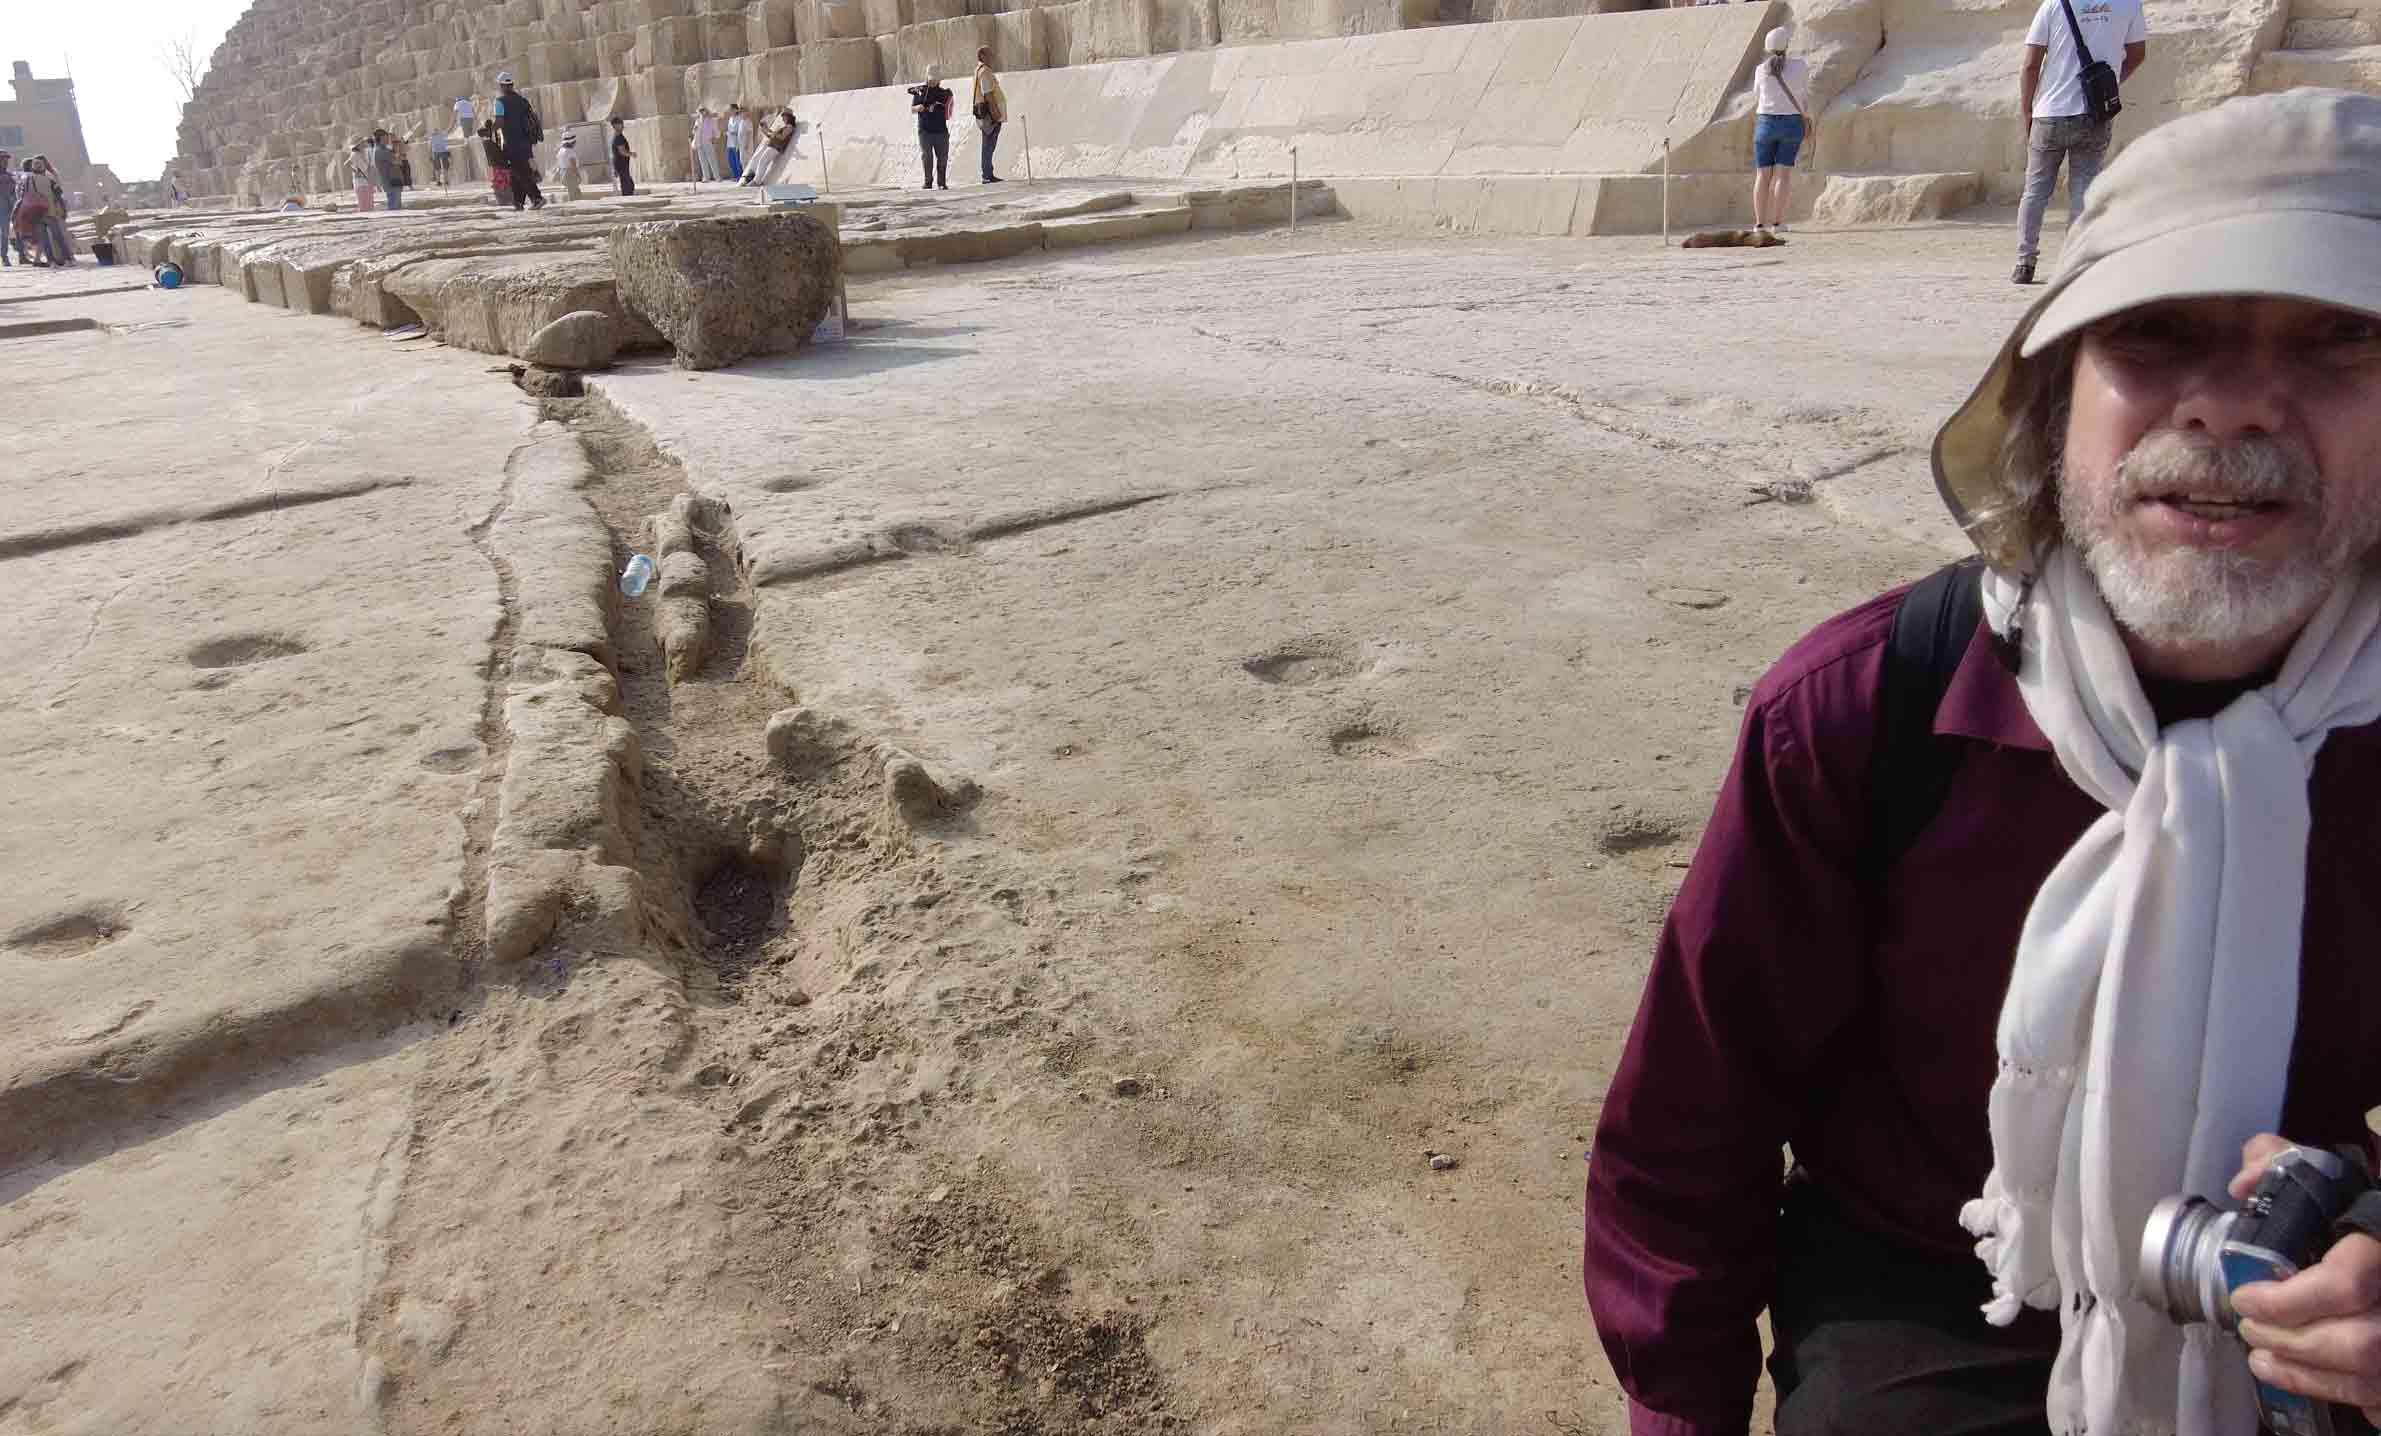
1583, 88, 2381, 1436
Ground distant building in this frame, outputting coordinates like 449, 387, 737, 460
0, 60, 98, 187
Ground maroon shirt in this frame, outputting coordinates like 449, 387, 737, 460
1581, 585, 2381, 1436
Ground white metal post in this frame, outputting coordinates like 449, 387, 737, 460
1290, 146, 1298, 235
1021, 115, 1033, 184
1661, 137, 1671, 247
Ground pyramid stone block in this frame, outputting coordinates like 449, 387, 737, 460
801, 35, 882, 90
750, 0, 801, 49
807, 0, 871, 41
1085, 0, 1156, 61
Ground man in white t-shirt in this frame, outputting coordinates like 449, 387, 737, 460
454, 95, 476, 133
2013, 0, 2146, 285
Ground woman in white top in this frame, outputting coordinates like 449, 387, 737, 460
1750, 27, 1813, 237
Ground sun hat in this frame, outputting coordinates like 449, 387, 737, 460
1765, 26, 1790, 52
1933, 88, 2381, 572
495, 70, 515, 85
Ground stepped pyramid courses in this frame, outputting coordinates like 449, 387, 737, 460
173, 0, 2381, 226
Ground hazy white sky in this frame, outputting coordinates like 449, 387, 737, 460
9, 0, 256, 181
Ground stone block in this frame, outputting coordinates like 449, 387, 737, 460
584, 76, 632, 120
800, 37, 881, 91
992, 8, 1045, 68
627, 113, 695, 179
807, 0, 872, 40
523, 309, 624, 369
1041, 204, 1192, 246
526, 40, 593, 86
1084, 0, 1156, 61
895, 221, 1044, 264
685, 58, 745, 109
634, 15, 705, 66
864, 0, 911, 35
750, 0, 802, 49
900, 17, 999, 79
1808, 170, 1982, 228
914, 0, 971, 21
597, 31, 641, 78
609, 210, 843, 370
628, 64, 689, 116
704, 11, 749, 57
1041, 1, 1086, 66
635, 0, 691, 19
748, 45, 805, 103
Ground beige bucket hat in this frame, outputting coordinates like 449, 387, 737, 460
1932, 88, 2381, 572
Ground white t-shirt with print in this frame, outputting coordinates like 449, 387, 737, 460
454, 98, 475, 126
1753, 56, 1810, 117
2025, 0, 2146, 119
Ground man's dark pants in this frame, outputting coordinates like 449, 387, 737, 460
614, 159, 635, 196
921, 130, 949, 187
980, 120, 1002, 181
508, 156, 545, 209
1767, 1174, 2059, 1436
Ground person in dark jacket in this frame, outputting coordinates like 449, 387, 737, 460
490, 71, 545, 211
912, 66, 952, 190
1584, 91, 2381, 1436
609, 117, 635, 196
370, 128, 405, 210
0, 155, 16, 267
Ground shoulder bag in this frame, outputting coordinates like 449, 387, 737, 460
2056, 0, 2124, 124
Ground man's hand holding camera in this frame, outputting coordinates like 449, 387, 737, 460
2229, 1133, 2381, 1420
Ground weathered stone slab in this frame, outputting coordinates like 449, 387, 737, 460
609, 210, 842, 369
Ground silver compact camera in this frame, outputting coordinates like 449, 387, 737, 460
2139, 1144, 2377, 1436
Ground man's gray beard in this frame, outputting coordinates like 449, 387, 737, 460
2057, 431, 2381, 650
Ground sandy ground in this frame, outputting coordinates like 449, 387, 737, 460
1, 210, 2049, 1434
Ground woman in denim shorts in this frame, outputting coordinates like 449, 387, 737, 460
1751, 27, 1812, 238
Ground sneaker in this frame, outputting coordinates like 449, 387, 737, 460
1774, 222, 1790, 234
2012, 259, 2036, 286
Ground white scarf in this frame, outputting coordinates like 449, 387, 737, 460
1960, 545, 2381, 1435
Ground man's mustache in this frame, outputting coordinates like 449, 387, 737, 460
2115, 430, 2321, 506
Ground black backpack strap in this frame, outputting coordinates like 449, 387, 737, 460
1867, 556, 1987, 871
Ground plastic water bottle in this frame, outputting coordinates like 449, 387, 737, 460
619, 554, 655, 598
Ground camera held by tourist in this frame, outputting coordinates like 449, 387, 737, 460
2012, 0, 2147, 285
912, 69, 954, 191
1584, 89, 2381, 1436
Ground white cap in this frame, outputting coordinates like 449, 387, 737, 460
1765, 26, 1790, 52
495, 70, 515, 85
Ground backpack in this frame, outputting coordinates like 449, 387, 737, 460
1864, 556, 1989, 870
